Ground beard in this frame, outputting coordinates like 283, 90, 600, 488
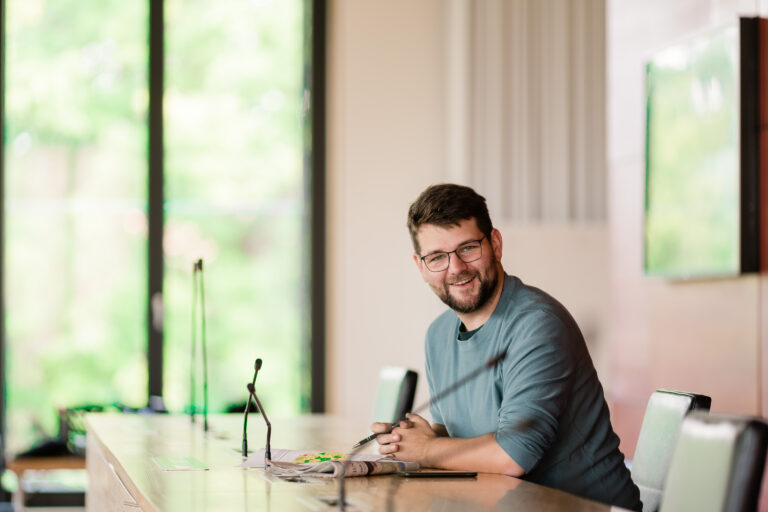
432, 263, 499, 314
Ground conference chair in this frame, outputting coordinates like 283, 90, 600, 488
659, 411, 768, 512
371, 367, 418, 423
631, 389, 711, 512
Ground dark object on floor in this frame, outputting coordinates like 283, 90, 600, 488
16, 438, 70, 458
19, 469, 86, 508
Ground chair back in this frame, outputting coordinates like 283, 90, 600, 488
371, 367, 417, 423
631, 389, 711, 511
659, 411, 768, 512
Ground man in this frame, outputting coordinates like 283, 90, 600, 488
371, 184, 641, 511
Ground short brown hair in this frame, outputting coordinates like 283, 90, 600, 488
407, 183, 494, 254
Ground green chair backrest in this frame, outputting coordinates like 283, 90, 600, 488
659, 412, 768, 512
631, 389, 711, 511
371, 367, 418, 424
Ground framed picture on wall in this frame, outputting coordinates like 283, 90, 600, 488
644, 18, 762, 278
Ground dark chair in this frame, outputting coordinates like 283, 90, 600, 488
371, 367, 417, 423
631, 389, 711, 511
659, 411, 768, 512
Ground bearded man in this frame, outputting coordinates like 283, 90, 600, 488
371, 184, 641, 511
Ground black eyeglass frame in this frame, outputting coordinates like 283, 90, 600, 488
419, 236, 486, 272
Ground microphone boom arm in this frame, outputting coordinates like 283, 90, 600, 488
247, 383, 271, 462
352, 350, 507, 449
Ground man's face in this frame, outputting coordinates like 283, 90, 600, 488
413, 218, 502, 314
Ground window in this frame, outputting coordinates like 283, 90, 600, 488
163, 0, 307, 416
1, 0, 321, 454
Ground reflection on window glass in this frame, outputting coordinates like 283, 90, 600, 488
4, 0, 148, 453
164, 0, 308, 416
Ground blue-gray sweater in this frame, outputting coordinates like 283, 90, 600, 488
426, 274, 641, 511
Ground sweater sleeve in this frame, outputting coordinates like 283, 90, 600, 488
493, 309, 575, 472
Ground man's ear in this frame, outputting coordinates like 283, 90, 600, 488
490, 228, 503, 261
413, 253, 427, 281
413, 252, 422, 270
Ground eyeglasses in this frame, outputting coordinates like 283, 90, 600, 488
420, 236, 485, 272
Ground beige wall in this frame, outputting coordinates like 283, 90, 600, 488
326, 0, 610, 428
326, 0, 447, 422
607, 0, 768, 457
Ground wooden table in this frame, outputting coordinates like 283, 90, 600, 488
85, 413, 628, 511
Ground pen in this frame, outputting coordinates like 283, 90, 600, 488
351, 431, 384, 449
351, 422, 400, 449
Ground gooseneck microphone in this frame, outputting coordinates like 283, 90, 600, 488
199, 260, 209, 432
190, 261, 199, 424
242, 359, 263, 457
337, 350, 507, 511
189, 259, 209, 432
251, 358, 263, 387
247, 382, 272, 461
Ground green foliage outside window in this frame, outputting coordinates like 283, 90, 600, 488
645, 24, 740, 278
4, 0, 307, 454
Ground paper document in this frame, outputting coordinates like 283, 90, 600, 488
240, 448, 419, 478
241, 448, 376, 467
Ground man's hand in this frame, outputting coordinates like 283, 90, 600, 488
369, 420, 402, 454
371, 415, 525, 476
374, 414, 436, 463
369, 421, 394, 436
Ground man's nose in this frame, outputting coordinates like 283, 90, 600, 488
447, 252, 469, 273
